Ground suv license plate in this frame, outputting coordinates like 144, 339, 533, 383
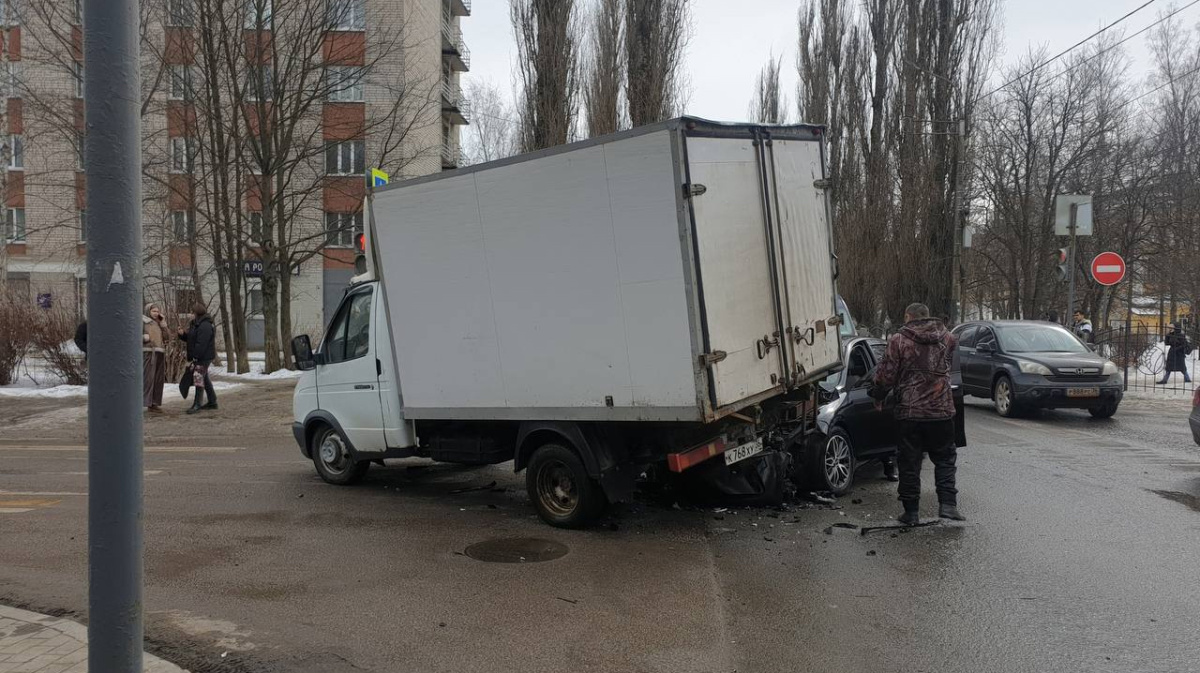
725, 439, 764, 466
1067, 388, 1100, 398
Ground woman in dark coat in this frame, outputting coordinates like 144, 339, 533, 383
1159, 322, 1192, 384
177, 302, 219, 413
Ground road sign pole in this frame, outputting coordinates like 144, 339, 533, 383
1067, 203, 1077, 321
85, 0, 144, 667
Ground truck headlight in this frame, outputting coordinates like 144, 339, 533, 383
1017, 360, 1052, 376
1103, 360, 1119, 376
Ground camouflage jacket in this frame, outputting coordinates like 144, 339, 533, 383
871, 319, 957, 421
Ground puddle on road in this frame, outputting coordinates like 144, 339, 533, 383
1149, 489, 1200, 512
464, 537, 569, 564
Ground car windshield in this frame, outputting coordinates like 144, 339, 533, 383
996, 324, 1088, 353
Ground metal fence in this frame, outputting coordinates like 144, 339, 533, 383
1093, 325, 1198, 395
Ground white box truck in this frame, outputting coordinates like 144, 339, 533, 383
289, 118, 843, 527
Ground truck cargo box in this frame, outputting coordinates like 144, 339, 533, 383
370, 118, 840, 424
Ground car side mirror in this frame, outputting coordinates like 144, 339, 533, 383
977, 342, 994, 354
292, 335, 317, 371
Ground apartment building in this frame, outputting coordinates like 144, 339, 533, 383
0, 0, 470, 350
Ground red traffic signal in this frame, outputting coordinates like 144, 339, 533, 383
1056, 248, 1068, 264
354, 232, 366, 253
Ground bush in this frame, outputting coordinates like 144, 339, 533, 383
0, 293, 35, 385
31, 306, 88, 386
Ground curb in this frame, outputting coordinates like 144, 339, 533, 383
0, 604, 188, 673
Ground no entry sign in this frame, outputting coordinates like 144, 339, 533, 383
1091, 251, 1126, 286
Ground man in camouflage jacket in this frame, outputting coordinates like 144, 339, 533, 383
870, 302, 964, 525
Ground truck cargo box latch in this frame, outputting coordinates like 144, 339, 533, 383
699, 350, 727, 366
683, 183, 707, 198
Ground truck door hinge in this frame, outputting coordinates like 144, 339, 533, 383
813, 178, 832, 190
684, 183, 707, 198
699, 350, 727, 366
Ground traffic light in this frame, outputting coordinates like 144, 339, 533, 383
354, 232, 367, 274
1055, 247, 1069, 282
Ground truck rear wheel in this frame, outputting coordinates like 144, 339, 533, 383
312, 424, 369, 485
526, 443, 606, 529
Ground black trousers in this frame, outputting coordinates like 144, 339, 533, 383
896, 419, 957, 505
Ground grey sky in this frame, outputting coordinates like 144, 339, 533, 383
461, 0, 1181, 124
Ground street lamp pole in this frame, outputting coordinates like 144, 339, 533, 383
84, 0, 144, 667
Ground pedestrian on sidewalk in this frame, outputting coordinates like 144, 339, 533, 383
870, 302, 964, 525
142, 303, 168, 412
1072, 310, 1094, 344
1158, 322, 1192, 385
178, 302, 218, 414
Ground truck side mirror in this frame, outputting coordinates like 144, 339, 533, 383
292, 335, 317, 371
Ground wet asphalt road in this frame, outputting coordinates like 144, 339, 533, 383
1, 388, 1198, 673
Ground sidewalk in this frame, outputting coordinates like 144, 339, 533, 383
0, 605, 186, 673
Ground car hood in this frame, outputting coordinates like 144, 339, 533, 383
1011, 351, 1107, 373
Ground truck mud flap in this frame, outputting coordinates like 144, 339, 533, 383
677, 449, 791, 505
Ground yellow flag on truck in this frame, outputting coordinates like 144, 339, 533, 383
371, 168, 389, 188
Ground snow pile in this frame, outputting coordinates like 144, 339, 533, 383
215, 352, 302, 381
0, 358, 245, 398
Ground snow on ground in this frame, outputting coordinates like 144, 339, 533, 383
214, 352, 301, 381
0, 358, 244, 398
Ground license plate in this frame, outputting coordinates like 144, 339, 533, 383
725, 438, 764, 466
1067, 387, 1100, 398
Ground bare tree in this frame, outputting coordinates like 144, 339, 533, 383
462, 79, 518, 165
625, 0, 690, 126
584, 0, 625, 136
511, 0, 581, 151
749, 52, 787, 124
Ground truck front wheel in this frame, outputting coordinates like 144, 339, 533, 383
526, 443, 606, 528
311, 424, 369, 485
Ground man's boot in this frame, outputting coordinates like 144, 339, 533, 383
898, 501, 920, 526
882, 459, 899, 482
938, 502, 966, 521
202, 400, 218, 410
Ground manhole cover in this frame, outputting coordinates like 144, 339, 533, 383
463, 537, 569, 563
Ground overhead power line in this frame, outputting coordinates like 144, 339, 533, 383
977, 0, 1159, 101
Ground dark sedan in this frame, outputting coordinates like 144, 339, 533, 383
953, 320, 1122, 418
804, 337, 966, 495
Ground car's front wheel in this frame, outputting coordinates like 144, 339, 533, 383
812, 428, 856, 496
993, 375, 1019, 418
311, 424, 369, 485
1088, 400, 1119, 419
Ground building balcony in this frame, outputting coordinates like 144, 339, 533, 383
447, 0, 471, 17
441, 143, 463, 170
441, 16, 470, 72
441, 81, 470, 125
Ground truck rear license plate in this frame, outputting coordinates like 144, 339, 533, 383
1067, 388, 1100, 398
725, 439, 764, 466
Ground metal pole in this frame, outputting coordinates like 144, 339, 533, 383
950, 118, 964, 324
1124, 266, 1133, 392
1067, 203, 1077, 323
85, 0, 143, 666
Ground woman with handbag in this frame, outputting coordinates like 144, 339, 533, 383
142, 303, 169, 412
1159, 322, 1193, 385
177, 302, 218, 414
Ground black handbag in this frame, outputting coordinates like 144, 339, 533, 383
179, 364, 194, 399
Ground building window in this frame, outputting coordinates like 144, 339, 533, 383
169, 65, 194, 101
77, 132, 85, 171
5, 273, 30, 303
6, 61, 19, 99
75, 277, 86, 319
4, 207, 25, 242
244, 65, 273, 101
73, 61, 83, 98
327, 66, 364, 102
7, 134, 22, 170
79, 210, 86, 242
324, 211, 363, 247
324, 140, 364, 175
166, 0, 193, 26
248, 287, 263, 314
244, 0, 271, 29
248, 211, 263, 243
72, 0, 81, 24
327, 0, 364, 30
171, 210, 196, 242
169, 137, 194, 173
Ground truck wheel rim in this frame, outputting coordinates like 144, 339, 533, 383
319, 432, 349, 475
824, 436, 851, 489
996, 380, 1011, 415
535, 460, 578, 517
